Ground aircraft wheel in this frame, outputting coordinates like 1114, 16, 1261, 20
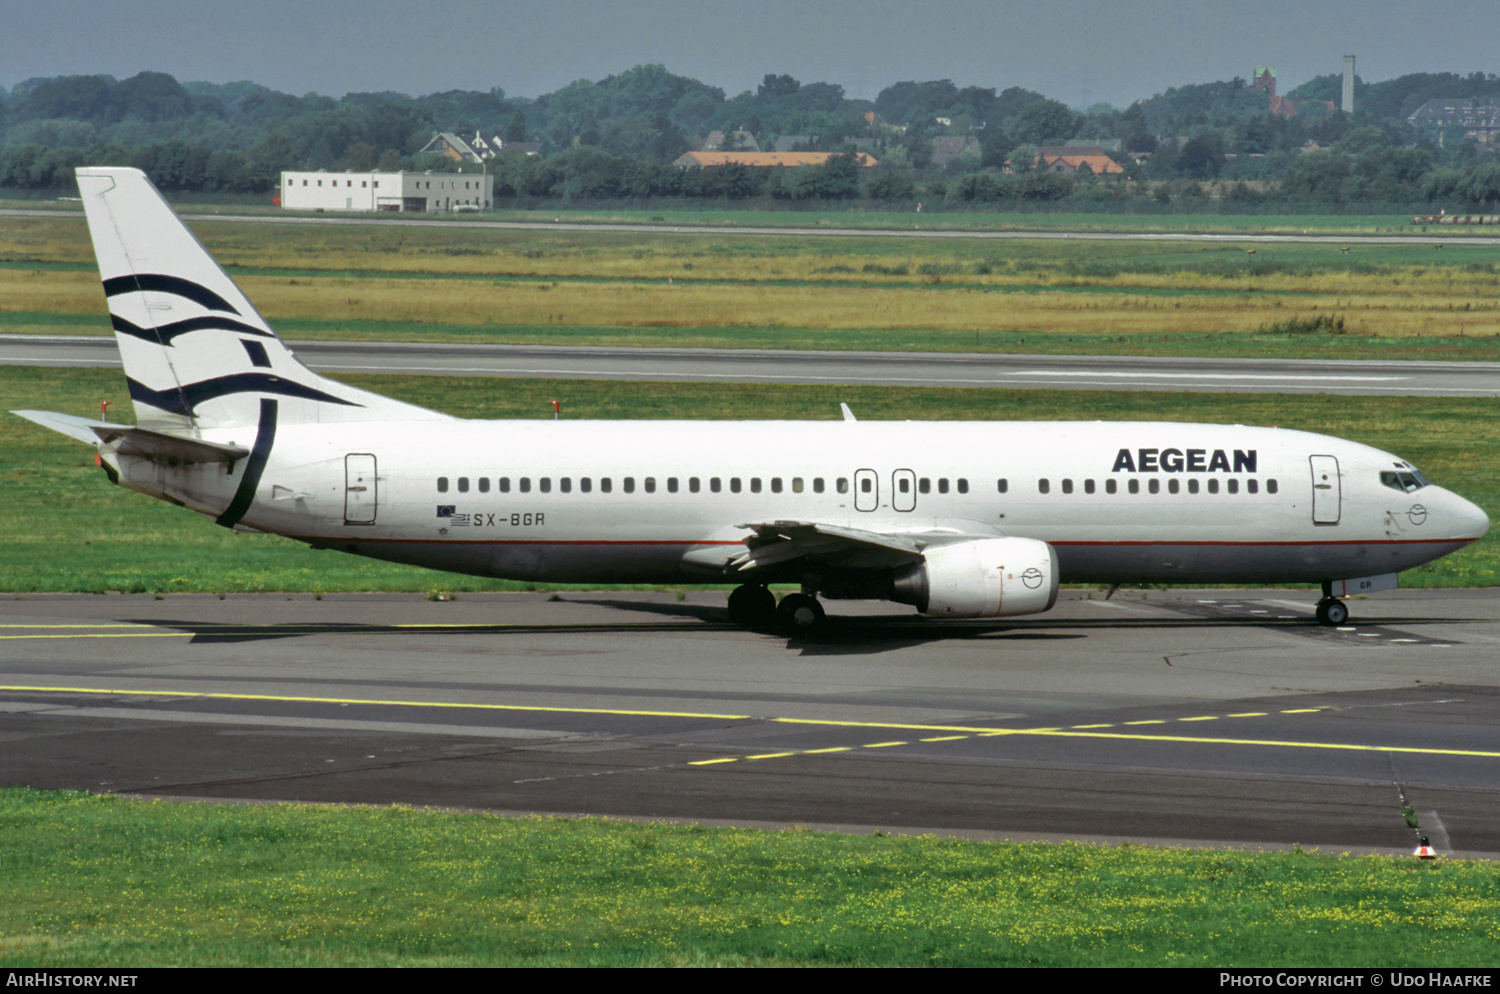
1315, 598, 1349, 626
775, 592, 825, 634
727, 584, 776, 629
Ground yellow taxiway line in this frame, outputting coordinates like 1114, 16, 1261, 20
2, 685, 1494, 764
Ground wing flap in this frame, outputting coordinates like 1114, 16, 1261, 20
731, 520, 925, 572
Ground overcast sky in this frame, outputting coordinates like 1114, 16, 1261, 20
3, 0, 1494, 108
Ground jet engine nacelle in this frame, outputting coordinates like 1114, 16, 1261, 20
892, 537, 1059, 618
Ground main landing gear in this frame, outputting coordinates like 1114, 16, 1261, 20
727, 584, 825, 634
727, 584, 776, 629
774, 592, 825, 633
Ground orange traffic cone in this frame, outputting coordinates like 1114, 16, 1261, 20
1413, 836, 1438, 859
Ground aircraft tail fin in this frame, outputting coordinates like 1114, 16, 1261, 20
74, 167, 450, 431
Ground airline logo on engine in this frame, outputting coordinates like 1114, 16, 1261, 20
1111, 448, 1257, 473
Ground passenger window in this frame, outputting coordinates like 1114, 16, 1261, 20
1062, 479, 1073, 494
1084, 479, 1095, 494
711, 477, 722, 493
667, 478, 678, 493
731, 478, 742, 493
771, 478, 782, 493
1267, 479, 1278, 494
813, 478, 825, 493
898, 477, 910, 494
560, 478, 571, 493
938, 479, 949, 494
601, 478, 612, 493
1128, 479, 1139, 494
1148, 479, 1160, 494
1105, 479, 1117, 494
1247, 479, 1258, 494
957, 479, 968, 494
539, 478, 551, 493
644, 477, 656, 493
860, 478, 872, 493
1208, 479, 1219, 494
499, 477, 511, 493
920, 478, 931, 494
458, 477, 470, 493
624, 477, 635, 493
437, 477, 449, 493
1188, 479, 1198, 494
478, 478, 490, 493
750, 478, 762, 493
1168, 479, 1179, 494
520, 477, 531, 493
792, 477, 803, 493
689, 477, 700, 493
1227, 479, 1239, 495
997, 478, 1008, 494
1039, 479, 1050, 494
581, 478, 592, 493
836, 478, 849, 494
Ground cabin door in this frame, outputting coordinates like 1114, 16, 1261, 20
854, 468, 879, 512
1310, 455, 1341, 525
345, 453, 377, 525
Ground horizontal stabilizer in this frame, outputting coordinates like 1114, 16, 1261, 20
12, 409, 249, 462
11, 409, 109, 445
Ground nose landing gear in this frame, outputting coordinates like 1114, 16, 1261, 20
1315, 597, 1349, 626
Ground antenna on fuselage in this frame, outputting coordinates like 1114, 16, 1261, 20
840, 403, 856, 422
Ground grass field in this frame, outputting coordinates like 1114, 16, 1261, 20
2, 788, 1496, 968
3, 213, 1499, 360
3, 366, 1496, 593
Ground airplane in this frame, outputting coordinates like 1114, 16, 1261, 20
12, 167, 1491, 633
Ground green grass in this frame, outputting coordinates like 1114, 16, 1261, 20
3, 366, 1497, 592
13, 310, 1500, 363
243, 205, 1484, 237
6, 212, 1498, 361
1, 788, 1496, 967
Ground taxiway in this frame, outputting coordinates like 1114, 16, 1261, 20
4, 588, 1498, 855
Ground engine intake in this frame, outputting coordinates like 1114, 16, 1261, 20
892, 537, 1059, 618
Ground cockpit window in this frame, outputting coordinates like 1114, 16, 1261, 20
1380, 471, 1428, 493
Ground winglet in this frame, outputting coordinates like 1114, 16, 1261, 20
840, 403, 857, 422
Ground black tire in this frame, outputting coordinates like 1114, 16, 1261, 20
775, 592, 825, 634
727, 584, 776, 629
1316, 598, 1349, 626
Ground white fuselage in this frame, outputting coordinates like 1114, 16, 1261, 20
135, 418, 1488, 590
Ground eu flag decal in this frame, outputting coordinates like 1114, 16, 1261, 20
437, 505, 455, 518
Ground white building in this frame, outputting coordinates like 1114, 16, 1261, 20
279, 170, 495, 213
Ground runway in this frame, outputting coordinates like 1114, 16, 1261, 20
6, 206, 1500, 248
4, 588, 1499, 855
8, 334, 1500, 397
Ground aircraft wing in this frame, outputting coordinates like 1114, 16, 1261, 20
726, 519, 999, 573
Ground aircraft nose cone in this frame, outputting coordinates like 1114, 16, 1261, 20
1451, 491, 1490, 539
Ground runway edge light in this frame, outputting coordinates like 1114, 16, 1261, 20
1413, 836, 1438, 859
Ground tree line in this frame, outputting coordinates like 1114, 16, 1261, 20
3, 66, 1499, 209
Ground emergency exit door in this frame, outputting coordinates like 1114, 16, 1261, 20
345, 453, 377, 524
892, 469, 916, 512
854, 469, 879, 511
1310, 454, 1340, 525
